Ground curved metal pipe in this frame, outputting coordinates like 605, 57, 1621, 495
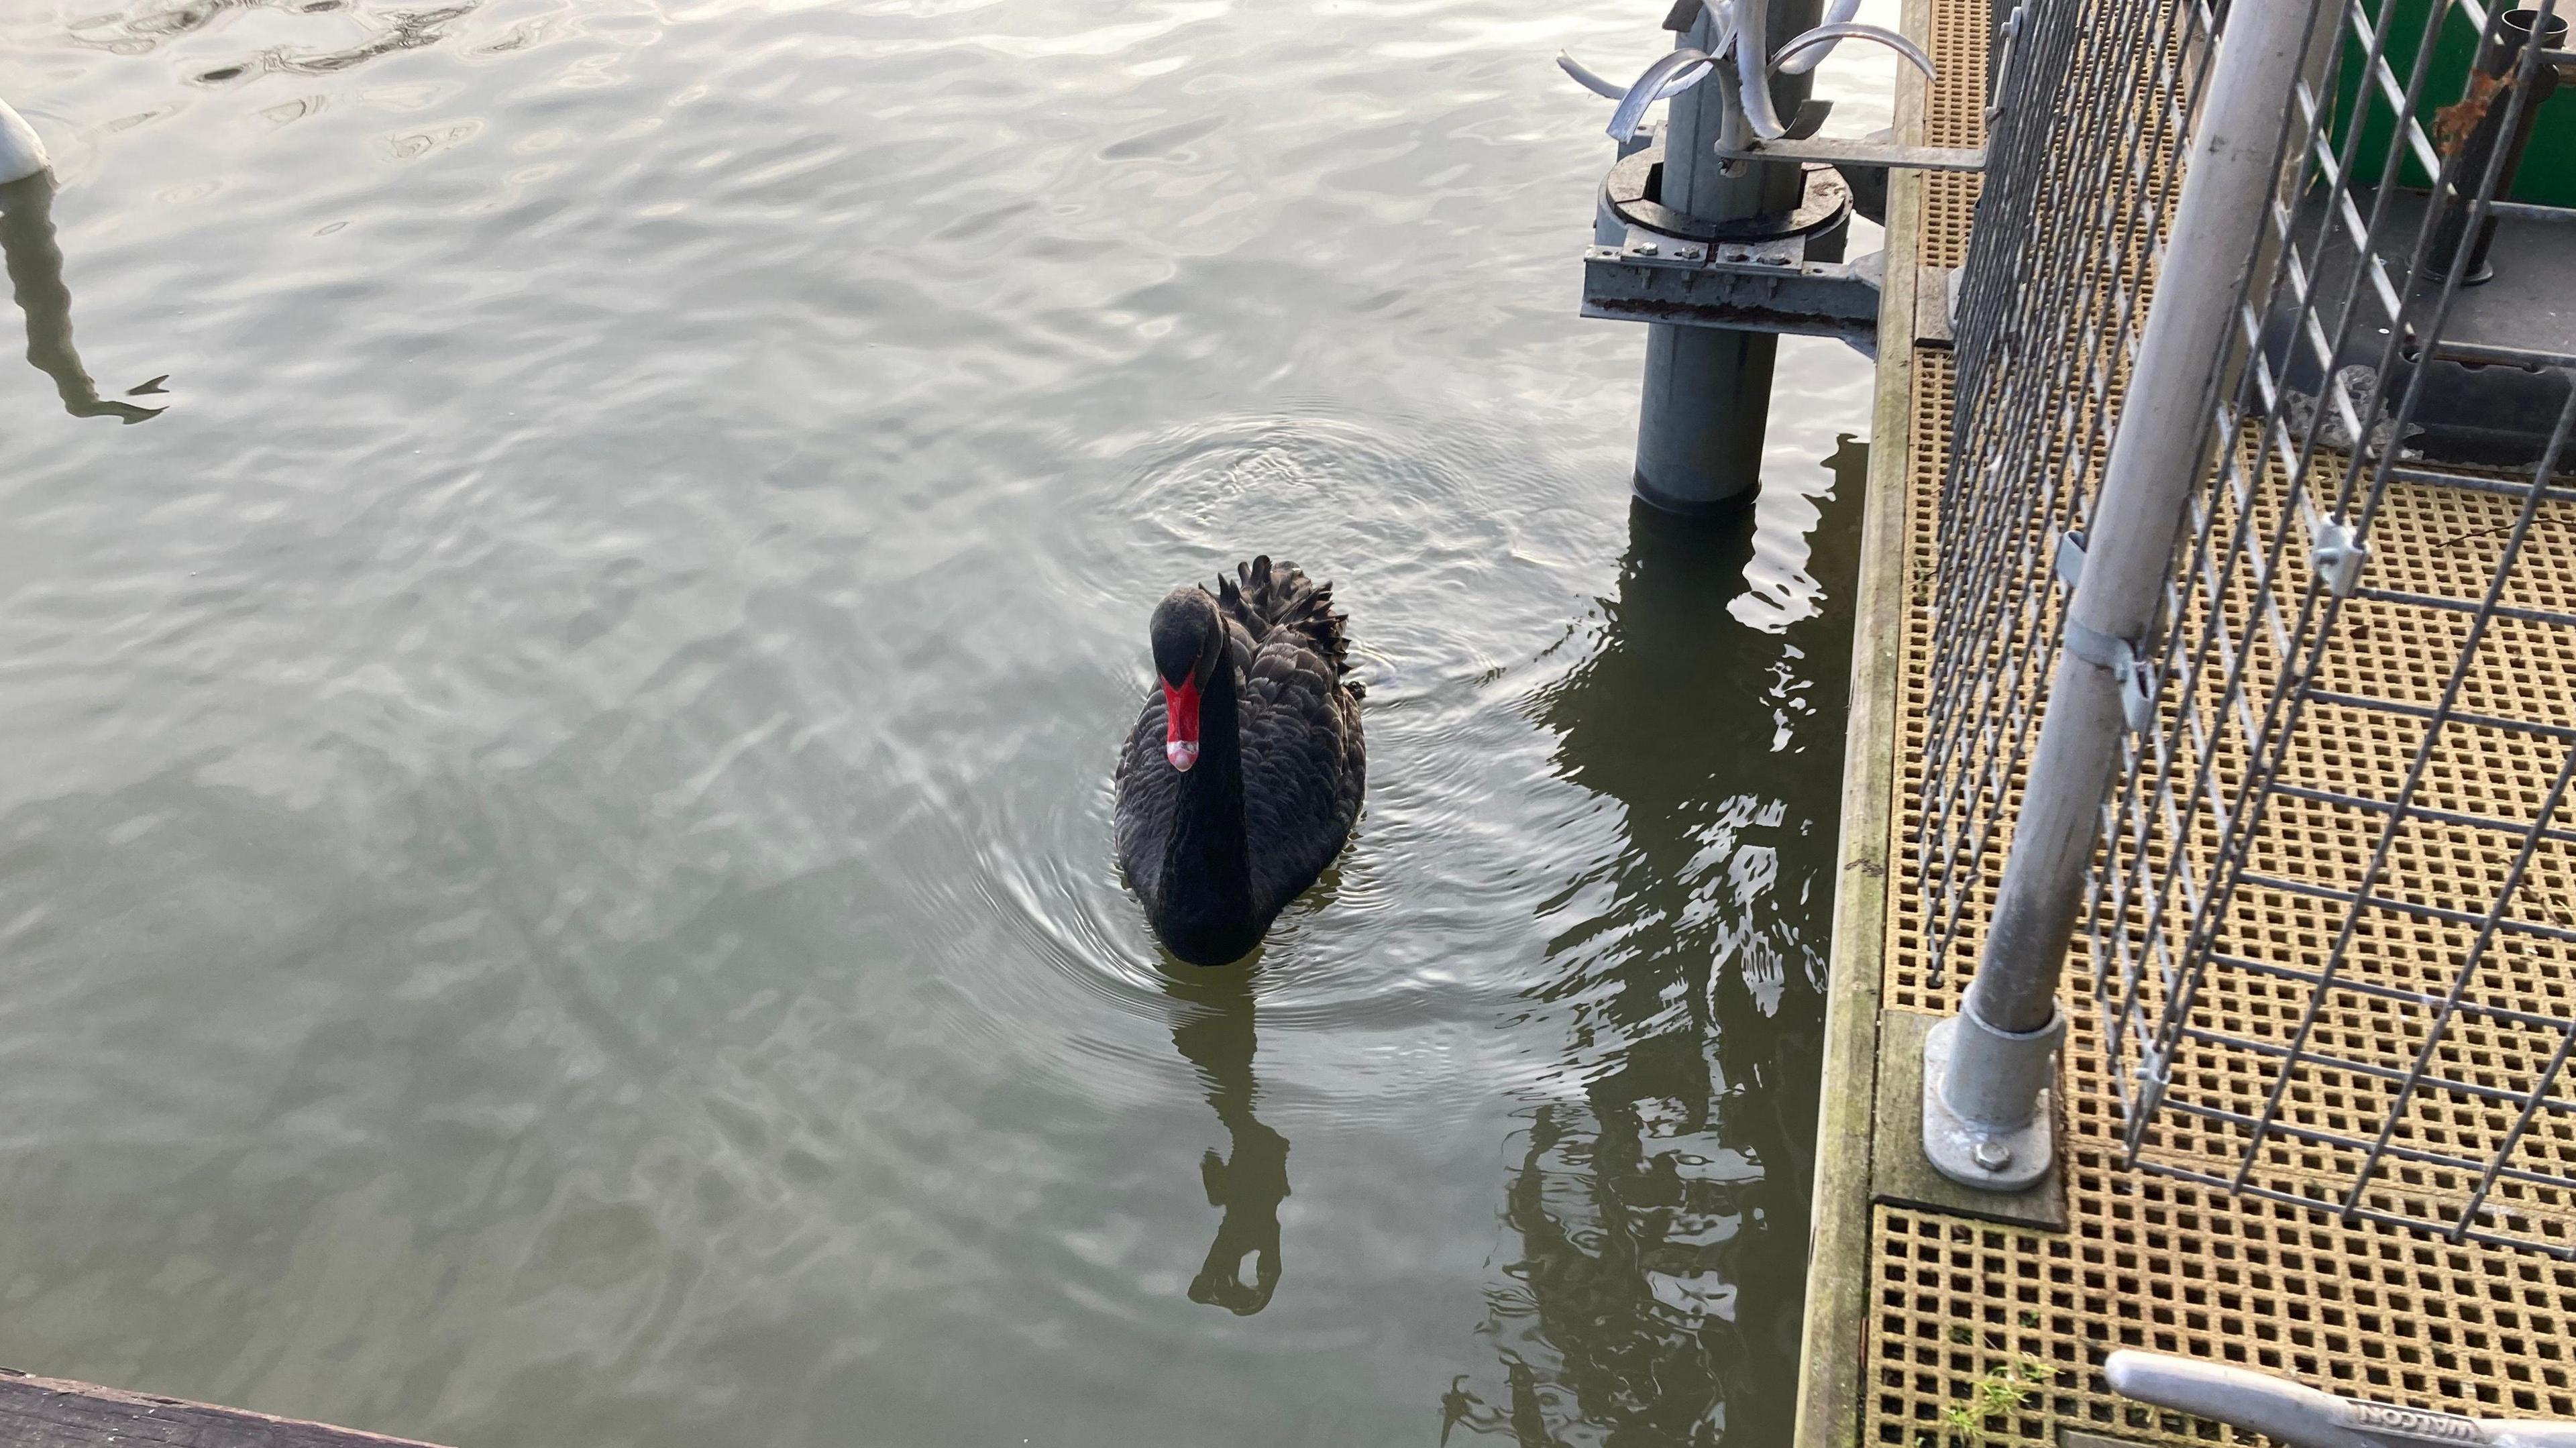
1556, 50, 1629, 99
1727, 0, 1788, 140
1770, 21, 1939, 81
1772, 0, 1866, 74
1606, 47, 1717, 142
1558, 49, 1716, 105
2106, 1350, 2576, 1448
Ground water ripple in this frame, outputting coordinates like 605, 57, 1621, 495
0, 0, 1891, 1439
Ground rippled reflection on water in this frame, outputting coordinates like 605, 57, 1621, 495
1460, 464, 1863, 1447
1, 0, 1882, 1441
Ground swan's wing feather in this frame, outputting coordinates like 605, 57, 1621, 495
1237, 630, 1364, 917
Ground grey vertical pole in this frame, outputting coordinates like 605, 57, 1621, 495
1919, 0, 2319, 1190
1631, 0, 1825, 514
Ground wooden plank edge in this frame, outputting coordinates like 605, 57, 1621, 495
1788, 58, 1932, 1448
0, 1368, 452, 1448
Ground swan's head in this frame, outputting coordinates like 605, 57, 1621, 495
1149, 588, 1224, 773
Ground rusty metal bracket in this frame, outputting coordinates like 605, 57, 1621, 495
1582, 243, 1881, 349
1715, 135, 1986, 170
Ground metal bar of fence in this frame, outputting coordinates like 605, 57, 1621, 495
2171, 1027, 2576, 1124
2159, 1089, 2576, 1192
2352, 586, 2576, 633
2266, 781, 2576, 849
2208, 949, 2576, 1036
2489, 199, 2576, 225
2303, 689, 2576, 746
2426, 337, 2576, 371
2131, 1158, 2576, 1260
2385, 463, 2576, 506
2233, 869, 2576, 948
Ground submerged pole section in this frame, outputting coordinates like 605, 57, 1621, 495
1632, 0, 1824, 514
1920, 0, 2317, 1190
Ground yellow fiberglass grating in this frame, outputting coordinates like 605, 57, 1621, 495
1894, 350, 1979, 1019
2110, 459, 2576, 1244
1870, 1006, 2576, 1448
1915, 0, 1982, 267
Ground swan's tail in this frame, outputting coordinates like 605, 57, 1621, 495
1212, 555, 1362, 698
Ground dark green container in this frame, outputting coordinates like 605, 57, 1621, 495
2330, 0, 2576, 206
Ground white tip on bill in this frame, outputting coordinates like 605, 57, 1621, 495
0, 100, 50, 185
1166, 740, 1199, 772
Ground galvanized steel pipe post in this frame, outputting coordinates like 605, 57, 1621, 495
1919, 0, 2320, 1191
1631, 0, 1827, 514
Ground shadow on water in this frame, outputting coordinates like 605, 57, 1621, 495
1163, 964, 1291, 1317
1451, 437, 1868, 1448
0, 174, 165, 425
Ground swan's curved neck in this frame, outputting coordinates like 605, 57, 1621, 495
1159, 659, 1256, 962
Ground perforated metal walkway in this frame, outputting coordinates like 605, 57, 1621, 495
1792, 0, 2576, 1440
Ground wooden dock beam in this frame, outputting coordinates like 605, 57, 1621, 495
0, 1368, 450, 1448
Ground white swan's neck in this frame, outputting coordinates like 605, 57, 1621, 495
0, 100, 51, 186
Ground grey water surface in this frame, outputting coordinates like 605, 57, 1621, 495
0, 0, 1885, 1443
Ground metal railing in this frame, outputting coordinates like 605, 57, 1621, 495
1913, 0, 2576, 1249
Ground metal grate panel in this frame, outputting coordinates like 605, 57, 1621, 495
1856, 0, 2576, 1429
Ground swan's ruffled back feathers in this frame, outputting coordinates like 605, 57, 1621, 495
1205, 557, 1365, 919
1210, 555, 1364, 701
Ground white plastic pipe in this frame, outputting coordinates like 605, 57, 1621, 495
0, 99, 50, 185
1925, 0, 2321, 1186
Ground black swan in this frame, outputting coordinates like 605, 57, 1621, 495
1115, 557, 1366, 966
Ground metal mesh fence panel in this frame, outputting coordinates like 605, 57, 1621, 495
1916, 0, 2576, 1250
1914, 0, 2215, 989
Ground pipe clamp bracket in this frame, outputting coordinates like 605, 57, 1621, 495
2064, 620, 2157, 733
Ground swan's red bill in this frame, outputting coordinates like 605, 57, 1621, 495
1161, 678, 1201, 772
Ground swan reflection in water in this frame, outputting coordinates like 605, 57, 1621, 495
1448, 439, 1866, 1447
1163, 964, 1289, 1315
0, 174, 165, 425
